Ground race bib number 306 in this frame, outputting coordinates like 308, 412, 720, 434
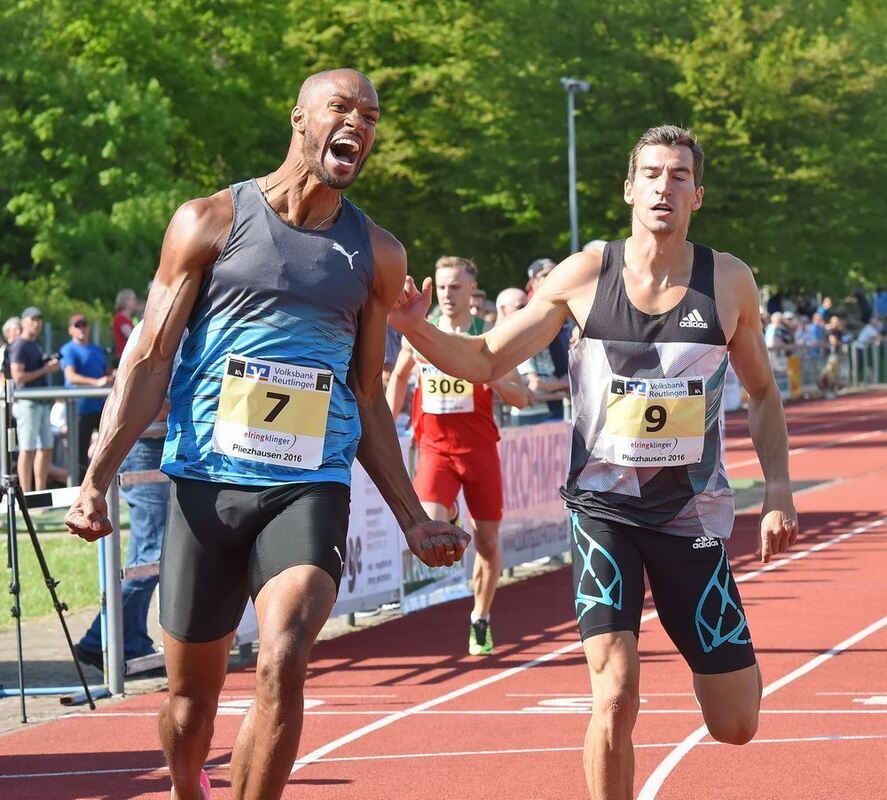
211, 354, 332, 470
420, 363, 474, 414
602, 375, 706, 467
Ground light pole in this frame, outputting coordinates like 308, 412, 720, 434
560, 77, 590, 254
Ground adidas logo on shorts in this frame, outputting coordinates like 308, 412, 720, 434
679, 309, 708, 329
692, 536, 721, 549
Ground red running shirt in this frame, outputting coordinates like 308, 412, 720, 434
411, 317, 499, 454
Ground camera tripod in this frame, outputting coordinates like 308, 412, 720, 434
1, 347, 96, 722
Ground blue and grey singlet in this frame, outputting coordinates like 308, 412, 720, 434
161, 179, 373, 487
561, 239, 734, 538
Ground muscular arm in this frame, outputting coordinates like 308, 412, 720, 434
65, 192, 232, 539
388, 251, 600, 383
352, 221, 469, 564
720, 255, 799, 562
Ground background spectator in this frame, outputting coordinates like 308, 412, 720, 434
469, 288, 487, 318
525, 257, 556, 298
9, 306, 59, 491
818, 316, 847, 396
765, 312, 795, 358
60, 313, 112, 483
496, 287, 568, 426
112, 288, 139, 365
855, 317, 883, 351
816, 295, 833, 322
3, 316, 22, 344
526, 258, 571, 417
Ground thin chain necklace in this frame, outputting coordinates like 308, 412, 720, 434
262, 174, 341, 230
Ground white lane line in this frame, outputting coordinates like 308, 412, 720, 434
67, 707, 887, 721
506, 692, 696, 698
637, 611, 887, 800
289, 636, 586, 774
290, 515, 887, 775
5, 734, 887, 781
726, 427, 887, 470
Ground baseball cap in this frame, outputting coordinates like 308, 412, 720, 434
527, 258, 556, 279
21, 306, 42, 319
69, 313, 87, 326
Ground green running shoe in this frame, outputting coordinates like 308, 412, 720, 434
469, 618, 493, 655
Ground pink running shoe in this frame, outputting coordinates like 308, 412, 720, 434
170, 769, 211, 799
198, 768, 212, 799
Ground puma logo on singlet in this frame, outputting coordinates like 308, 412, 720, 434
332, 242, 359, 270
679, 309, 708, 329
692, 536, 721, 549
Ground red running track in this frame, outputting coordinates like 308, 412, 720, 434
2, 389, 886, 799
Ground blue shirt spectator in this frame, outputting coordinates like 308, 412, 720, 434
60, 317, 109, 415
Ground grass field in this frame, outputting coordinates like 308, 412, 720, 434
0, 507, 130, 629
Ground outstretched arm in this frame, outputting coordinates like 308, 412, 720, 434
352, 221, 470, 567
388, 250, 599, 383
723, 255, 799, 563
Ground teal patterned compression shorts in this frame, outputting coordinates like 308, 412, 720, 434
570, 513, 756, 674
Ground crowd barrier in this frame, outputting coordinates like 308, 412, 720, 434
768, 341, 885, 400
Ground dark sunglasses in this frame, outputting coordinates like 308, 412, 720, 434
72, 320, 88, 328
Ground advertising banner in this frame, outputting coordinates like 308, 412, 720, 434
497, 421, 570, 568
333, 454, 403, 616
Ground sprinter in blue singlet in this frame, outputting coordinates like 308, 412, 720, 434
64, 69, 469, 800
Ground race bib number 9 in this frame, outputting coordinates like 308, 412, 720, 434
602, 375, 705, 467
420, 363, 474, 414
211, 354, 332, 470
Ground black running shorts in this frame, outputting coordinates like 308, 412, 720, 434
159, 477, 350, 642
569, 512, 756, 675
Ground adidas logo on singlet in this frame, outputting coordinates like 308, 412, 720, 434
679, 309, 708, 329
692, 536, 721, 549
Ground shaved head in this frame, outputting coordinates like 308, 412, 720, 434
297, 68, 375, 108
290, 68, 380, 189
496, 288, 528, 318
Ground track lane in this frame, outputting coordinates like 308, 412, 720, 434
0, 391, 885, 799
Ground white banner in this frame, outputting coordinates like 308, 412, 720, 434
333, 454, 403, 615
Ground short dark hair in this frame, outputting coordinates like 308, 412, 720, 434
435, 256, 477, 280
627, 125, 704, 186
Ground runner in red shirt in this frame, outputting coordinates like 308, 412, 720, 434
387, 256, 528, 654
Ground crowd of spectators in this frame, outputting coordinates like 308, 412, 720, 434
762, 293, 883, 395
1, 288, 144, 490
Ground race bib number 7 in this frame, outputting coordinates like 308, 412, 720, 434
602, 375, 706, 467
420, 363, 474, 414
211, 354, 332, 469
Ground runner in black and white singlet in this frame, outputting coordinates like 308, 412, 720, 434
390, 125, 799, 800
65, 69, 469, 800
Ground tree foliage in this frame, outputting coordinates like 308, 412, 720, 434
1, 0, 884, 330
